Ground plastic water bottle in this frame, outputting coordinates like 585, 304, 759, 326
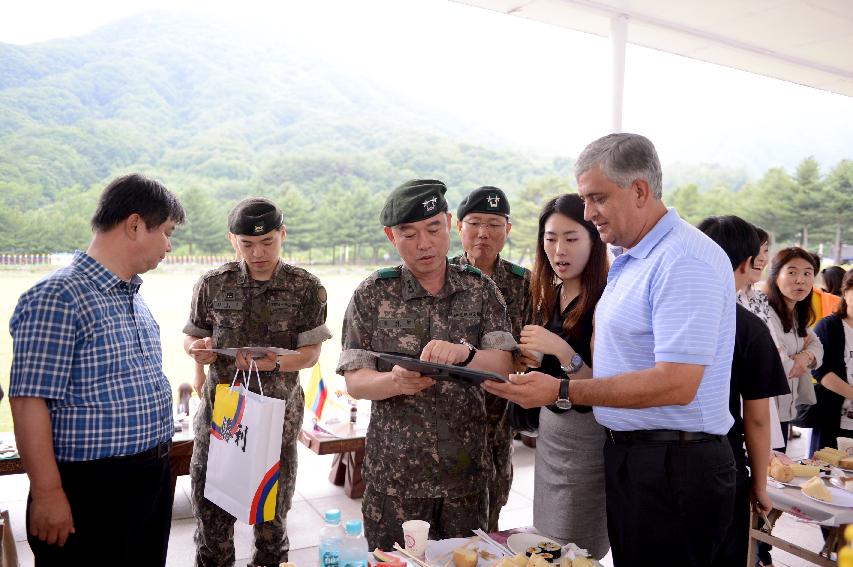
340, 519, 369, 567
319, 509, 345, 567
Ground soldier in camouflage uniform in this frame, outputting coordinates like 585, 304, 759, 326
183, 198, 331, 567
336, 179, 517, 551
452, 186, 531, 532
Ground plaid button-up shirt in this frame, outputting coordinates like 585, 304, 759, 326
10, 250, 173, 461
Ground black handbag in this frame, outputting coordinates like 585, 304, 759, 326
506, 402, 539, 433
791, 402, 820, 428
791, 382, 835, 428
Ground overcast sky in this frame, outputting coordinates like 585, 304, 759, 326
3, 0, 853, 174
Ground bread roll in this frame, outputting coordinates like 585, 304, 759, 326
769, 461, 794, 483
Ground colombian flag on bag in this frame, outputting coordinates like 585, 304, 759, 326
204, 362, 286, 525
304, 362, 327, 420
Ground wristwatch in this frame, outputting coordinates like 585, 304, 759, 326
458, 339, 478, 367
560, 353, 584, 376
555, 377, 572, 410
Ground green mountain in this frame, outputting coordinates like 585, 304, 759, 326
0, 12, 580, 254
4, 12, 840, 257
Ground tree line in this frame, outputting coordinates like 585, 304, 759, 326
2, 155, 850, 265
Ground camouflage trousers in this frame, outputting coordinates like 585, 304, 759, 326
362, 487, 488, 551
485, 392, 514, 532
487, 425, 514, 532
190, 384, 301, 567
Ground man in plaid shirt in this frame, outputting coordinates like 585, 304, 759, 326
9, 173, 184, 567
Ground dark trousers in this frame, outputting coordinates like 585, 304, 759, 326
27, 450, 173, 567
711, 465, 751, 567
604, 434, 736, 567
362, 487, 488, 552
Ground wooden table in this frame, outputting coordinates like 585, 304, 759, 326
1, 430, 195, 497
297, 420, 366, 499
2, 421, 368, 499
747, 482, 853, 566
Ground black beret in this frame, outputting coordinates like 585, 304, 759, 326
456, 186, 510, 220
380, 179, 448, 227
228, 197, 283, 236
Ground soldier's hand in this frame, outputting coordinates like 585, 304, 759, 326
240, 350, 277, 372
189, 337, 216, 364
235, 349, 272, 371
391, 365, 435, 396
420, 339, 469, 365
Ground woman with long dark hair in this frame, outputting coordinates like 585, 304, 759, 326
765, 247, 824, 439
758, 247, 824, 567
515, 193, 610, 559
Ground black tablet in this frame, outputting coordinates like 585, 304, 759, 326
374, 353, 508, 385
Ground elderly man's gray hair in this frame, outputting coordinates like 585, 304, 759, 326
574, 133, 663, 200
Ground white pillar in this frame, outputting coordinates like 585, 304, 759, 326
610, 14, 628, 133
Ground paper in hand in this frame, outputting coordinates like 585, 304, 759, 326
194, 347, 299, 358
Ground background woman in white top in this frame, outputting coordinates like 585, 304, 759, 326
764, 247, 824, 441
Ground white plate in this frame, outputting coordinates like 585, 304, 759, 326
768, 475, 808, 488
768, 474, 828, 488
506, 533, 562, 556
830, 477, 853, 493
803, 485, 853, 507
426, 537, 505, 567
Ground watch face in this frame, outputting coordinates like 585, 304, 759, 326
555, 399, 572, 410
570, 353, 584, 371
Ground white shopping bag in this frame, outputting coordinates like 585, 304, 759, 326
204, 361, 287, 524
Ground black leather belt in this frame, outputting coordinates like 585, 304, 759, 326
607, 429, 722, 444
109, 440, 171, 463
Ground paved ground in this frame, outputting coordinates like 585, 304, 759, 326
2, 430, 828, 566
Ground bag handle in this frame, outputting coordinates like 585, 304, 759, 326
229, 353, 265, 397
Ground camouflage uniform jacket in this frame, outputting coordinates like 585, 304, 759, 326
336, 260, 516, 498
450, 254, 530, 340
451, 254, 530, 478
183, 260, 331, 454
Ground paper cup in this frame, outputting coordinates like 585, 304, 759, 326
838, 437, 853, 455
402, 519, 430, 559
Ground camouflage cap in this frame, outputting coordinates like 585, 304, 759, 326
228, 197, 284, 236
380, 179, 448, 227
456, 186, 510, 220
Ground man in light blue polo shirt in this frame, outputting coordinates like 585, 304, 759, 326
484, 133, 736, 566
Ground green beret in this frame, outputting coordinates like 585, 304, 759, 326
456, 186, 510, 220
380, 179, 448, 227
228, 197, 283, 236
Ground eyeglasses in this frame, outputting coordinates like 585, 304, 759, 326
462, 220, 507, 232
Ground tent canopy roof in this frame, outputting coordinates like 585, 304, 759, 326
455, 0, 853, 98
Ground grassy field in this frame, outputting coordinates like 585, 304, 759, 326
0, 262, 376, 432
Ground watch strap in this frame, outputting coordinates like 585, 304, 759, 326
457, 339, 477, 367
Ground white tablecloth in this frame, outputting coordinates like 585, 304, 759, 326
768, 484, 853, 526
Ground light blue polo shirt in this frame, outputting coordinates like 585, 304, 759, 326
592, 208, 736, 435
